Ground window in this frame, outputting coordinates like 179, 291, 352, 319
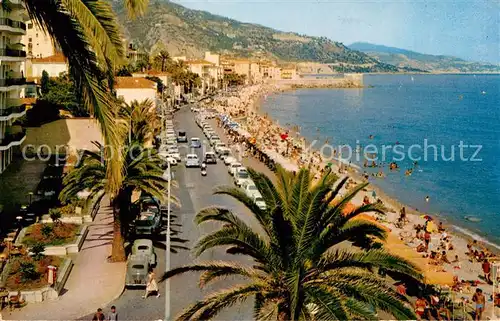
28, 38, 32, 42
28, 23, 33, 29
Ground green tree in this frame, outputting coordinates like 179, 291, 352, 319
41, 70, 50, 95
24, 0, 150, 197
161, 167, 422, 320
59, 141, 175, 261
153, 50, 171, 72
224, 73, 246, 87
120, 99, 160, 144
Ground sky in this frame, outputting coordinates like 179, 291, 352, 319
173, 0, 500, 63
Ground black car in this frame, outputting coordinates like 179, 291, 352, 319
177, 131, 187, 143
204, 152, 217, 164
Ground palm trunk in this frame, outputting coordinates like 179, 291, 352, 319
109, 196, 126, 262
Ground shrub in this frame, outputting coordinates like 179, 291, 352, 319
31, 243, 45, 260
19, 261, 39, 282
41, 224, 53, 238
49, 208, 62, 224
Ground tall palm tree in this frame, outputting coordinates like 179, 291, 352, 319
153, 50, 171, 72
121, 99, 160, 144
59, 141, 174, 261
161, 167, 422, 320
24, 0, 149, 196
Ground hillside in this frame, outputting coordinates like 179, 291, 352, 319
349, 42, 500, 73
110, 0, 415, 72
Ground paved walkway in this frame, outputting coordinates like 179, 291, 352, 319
7, 196, 126, 320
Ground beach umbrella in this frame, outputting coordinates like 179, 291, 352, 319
280, 133, 289, 141
421, 214, 433, 220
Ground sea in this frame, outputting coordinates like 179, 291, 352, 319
261, 74, 500, 247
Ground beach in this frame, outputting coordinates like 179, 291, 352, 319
202, 82, 500, 319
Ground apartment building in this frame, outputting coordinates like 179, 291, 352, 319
0, 0, 28, 174
22, 19, 58, 58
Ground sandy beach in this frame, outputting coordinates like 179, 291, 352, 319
201, 83, 500, 319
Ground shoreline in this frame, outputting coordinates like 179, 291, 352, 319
250, 85, 500, 254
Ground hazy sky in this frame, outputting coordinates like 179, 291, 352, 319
173, 0, 499, 63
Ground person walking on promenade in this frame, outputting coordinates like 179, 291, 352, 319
107, 306, 118, 321
143, 269, 160, 298
92, 308, 105, 321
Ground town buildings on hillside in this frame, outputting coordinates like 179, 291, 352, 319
0, 0, 28, 174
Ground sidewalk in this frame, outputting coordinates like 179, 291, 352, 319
7, 196, 126, 320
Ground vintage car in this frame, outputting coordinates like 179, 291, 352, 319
125, 254, 149, 287
131, 239, 156, 266
133, 196, 162, 236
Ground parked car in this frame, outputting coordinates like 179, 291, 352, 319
204, 151, 217, 164
224, 156, 237, 166
214, 142, 227, 154
125, 254, 149, 287
190, 137, 202, 148
218, 147, 231, 160
209, 136, 221, 146
134, 202, 162, 236
131, 239, 156, 266
186, 154, 200, 167
233, 167, 250, 187
177, 131, 187, 143
228, 162, 242, 175
241, 180, 260, 198
252, 194, 267, 210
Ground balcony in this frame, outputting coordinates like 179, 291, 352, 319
0, 48, 26, 59
0, 77, 26, 88
0, 104, 26, 121
0, 130, 26, 151
0, 18, 26, 34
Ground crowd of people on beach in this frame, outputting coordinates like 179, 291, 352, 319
203, 84, 500, 320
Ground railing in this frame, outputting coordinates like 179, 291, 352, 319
0, 77, 26, 86
0, 130, 26, 147
0, 104, 26, 117
0, 48, 26, 57
0, 18, 26, 31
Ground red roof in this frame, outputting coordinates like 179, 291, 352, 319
31, 53, 67, 64
115, 77, 156, 89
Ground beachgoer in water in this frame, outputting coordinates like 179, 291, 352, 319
425, 196, 430, 202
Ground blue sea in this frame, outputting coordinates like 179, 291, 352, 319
261, 74, 500, 246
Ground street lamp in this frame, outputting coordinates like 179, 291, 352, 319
164, 118, 172, 321
28, 192, 33, 205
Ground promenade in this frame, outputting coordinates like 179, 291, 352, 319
7, 196, 126, 320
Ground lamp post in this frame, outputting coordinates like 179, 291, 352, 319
164, 110, 172, 321
28, 192, 33, 206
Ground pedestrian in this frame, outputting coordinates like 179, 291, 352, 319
143, 268, 160, 299
482, 259, 491, 284
92, 308, 105, 321
424, 230, 431, 252
472, 288, 485, 321
107, 306, 118, 321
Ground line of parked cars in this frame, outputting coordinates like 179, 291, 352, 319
195, 115, 266, 210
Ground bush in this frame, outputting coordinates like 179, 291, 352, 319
41, 224, 53, 238
31, 243, 45, 261
19, 261, 39, 282
49, 208, 62, 224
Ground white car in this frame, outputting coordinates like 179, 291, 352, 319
253, 194, 267, 210
233, 167, 250, 187
214, 142, 227, 154
167, 151, 181, 162
228, 162, 242, 175
224, 156, 237, 166
164, 156, 177, 166
185, 154, 200, 168
210, 136, 221, 146
241, 180, 260, 198
218, 147, 231, 160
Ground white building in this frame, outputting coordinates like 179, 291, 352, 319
27, 53, 68, 78
22, 19, 58, 58
115, 77, 157, 104
0, 0, 28, 174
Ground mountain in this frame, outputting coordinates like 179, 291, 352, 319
110, 0, 418, 73
349, 42, 500, 73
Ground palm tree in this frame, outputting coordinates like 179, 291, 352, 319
24, 0, 149, 196
59, 141, 174, 261
153, 50, 171, 72
121, 99, 160, 144
161, 167, 422, 320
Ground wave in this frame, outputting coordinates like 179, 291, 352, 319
452, 225, 500, 251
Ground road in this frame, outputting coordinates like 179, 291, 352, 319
82, 107, 258, 320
